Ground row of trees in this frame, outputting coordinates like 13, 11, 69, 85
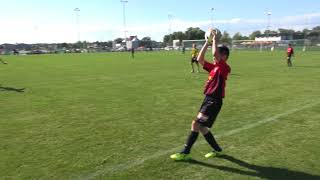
163, 27, 206, 45
53, 26, 320, 49
55, 36, 158, 50
54, 25, 320, 49
56, 41, 113, 49
163, 26, 320, 45
114, 37, 158, 48
58, 37, 157, 49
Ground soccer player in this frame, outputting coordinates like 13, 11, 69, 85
131, 48, 135, 59
170, 29, 231, 161
182, 46, 186, 54
286, 44, 294, 67
190, 43, 200, 73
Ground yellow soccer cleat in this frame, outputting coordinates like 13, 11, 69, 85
170, 153, 191, 161
205, 151, 224, 158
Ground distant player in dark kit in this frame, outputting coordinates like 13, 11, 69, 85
191, 43, 200, 73
286, 44, 294, 67
131, 48, 135, 58
170, 29, 231, 161
13, 49, 19, 55
182, 46, 186, 54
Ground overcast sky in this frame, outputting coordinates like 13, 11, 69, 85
0, 0, 319, 43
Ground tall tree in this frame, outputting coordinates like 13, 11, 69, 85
220, 31, 232, 45
114, 38, 124, 44
242, 36, 250, 40
249, 30, 262, 40
302, 28, 310, 34
58, 43, 70, 49
312, 26, 320, 31
264, 30, 278, 35
163, 34, 173, 45
278, 28, 295, 34
72, 41, 83, 49
106, 41, 113, 48
185, 27, 205, 40
141, 37, 152, 48
172, 31, 186, 41
215, 30, 222, 41
232, 32, 243, 40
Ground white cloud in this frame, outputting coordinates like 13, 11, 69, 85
0, 13, 319, 44
125, 12, 319, 40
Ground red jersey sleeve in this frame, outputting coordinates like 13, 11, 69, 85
225, 65, 231, 80
203, 61, 215, 72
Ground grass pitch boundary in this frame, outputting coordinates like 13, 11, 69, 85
77, 101, 319, 180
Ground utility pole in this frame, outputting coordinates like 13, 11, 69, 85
210, 8, 214, 28
266, 11, 272, 41
168, 13, 173, 35
74, 8, 81, 42
120, 0, 128, 40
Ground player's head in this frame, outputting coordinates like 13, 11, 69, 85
192, 43, 196, 48
288, 43, 292, 47
218, 45, 230, 61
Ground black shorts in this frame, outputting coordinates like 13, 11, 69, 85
287, 56, 292, 60
196, 96, 222, 128
191, 57, 198, 64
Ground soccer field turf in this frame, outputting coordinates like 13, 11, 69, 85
1, 51, 319, 179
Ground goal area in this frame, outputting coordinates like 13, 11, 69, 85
182, 39, 206, 49
231, 39, 317, 52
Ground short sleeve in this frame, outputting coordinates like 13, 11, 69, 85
225, 65, 231, 80
203, 61, 215, 72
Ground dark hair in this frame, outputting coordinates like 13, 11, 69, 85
218, 45, 230, 58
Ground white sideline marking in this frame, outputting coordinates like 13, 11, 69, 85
77, 101, 319, 180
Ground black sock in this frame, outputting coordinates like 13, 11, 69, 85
204, 131, 222, 152
181, 131, 199, 154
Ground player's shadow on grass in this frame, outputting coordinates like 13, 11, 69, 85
184, 155, 319, 180
0, 85, 25, 93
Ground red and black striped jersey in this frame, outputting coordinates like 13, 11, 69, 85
203, 61, 231, 99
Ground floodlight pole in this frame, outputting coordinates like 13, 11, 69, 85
168, 13, 173, 34
266, 12, 272, 41
211, 8, 214, 28
303, 15, 309, 51
120, 0, 128, 40
74, 8, 81, 42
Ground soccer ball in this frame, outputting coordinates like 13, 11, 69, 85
205, 29, 216, 45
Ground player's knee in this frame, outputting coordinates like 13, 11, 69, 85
191, 120, 200, 132
199, 126, 209, 135
197, 112, 209, 123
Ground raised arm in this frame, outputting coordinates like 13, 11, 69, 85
197, 41, 210, 66
211, 29, 221, 62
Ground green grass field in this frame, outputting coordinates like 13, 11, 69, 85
1, 50, 320, 180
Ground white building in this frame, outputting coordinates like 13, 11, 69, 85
173, 39, 180, 48
126, 36, 140, 49
255, 36, 281, 42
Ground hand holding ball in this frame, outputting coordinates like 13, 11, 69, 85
205, 28, 217, 45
